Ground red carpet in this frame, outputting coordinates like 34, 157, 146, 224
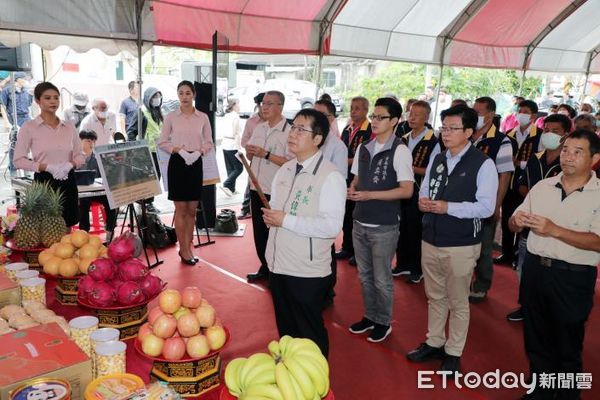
43, 215, 600, 400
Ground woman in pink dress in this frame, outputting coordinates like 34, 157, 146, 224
14, 82, 85, 227
158, 81, 213, 264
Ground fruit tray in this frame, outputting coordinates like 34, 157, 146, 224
219, 386, 335, 400
4, 240, 45, 269
132, 325, 230, 363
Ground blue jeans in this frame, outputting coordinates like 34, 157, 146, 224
353, 221, 399, 326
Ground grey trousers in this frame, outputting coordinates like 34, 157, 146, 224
353, 221, 399, 326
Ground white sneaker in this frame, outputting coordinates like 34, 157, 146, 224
219, 186, 233, 197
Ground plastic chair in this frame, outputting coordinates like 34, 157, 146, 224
89, 202, 106, 234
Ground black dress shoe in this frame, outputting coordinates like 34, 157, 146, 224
247, 270, 269, 282
334, 249, 352, 259
238, 210, 251, 220
179, 252, 197, 265
493, 254, 514, 265
406, 343, 445, 362
439, 355, 460, 375
348, 256, 357, 266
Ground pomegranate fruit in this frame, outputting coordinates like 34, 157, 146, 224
107, 232, 136, 262
116, 281, 145, 306
88, 281, 115, 307
139, 274, 163, 299
87, 258, 115, 281
77, 275, 96, 299
118, 258, 149, 282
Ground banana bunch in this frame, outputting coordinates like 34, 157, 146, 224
224, 336, 330, 400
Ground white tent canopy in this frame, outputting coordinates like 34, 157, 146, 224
0, 0, 599, 74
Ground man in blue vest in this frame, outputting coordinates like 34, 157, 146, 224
347, 97, 414, 343
469, 97, 514, 303
407, 105, 498, 374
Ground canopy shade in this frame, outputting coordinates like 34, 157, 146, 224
0, 0, 599, 73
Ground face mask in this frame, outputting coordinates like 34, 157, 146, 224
579, 111, 589, 115
558, 110, 570, 116
517, 113, 531, 126
96, 111, 107, 119
596, 120, 600, 128
151, 97, 162, 107
75, 105, 86, 111
541, 132, 562, 150
476, 116, 485, 130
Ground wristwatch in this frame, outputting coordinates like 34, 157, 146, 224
265, 151, 271, 160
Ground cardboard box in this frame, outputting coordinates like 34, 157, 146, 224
0, 323, 92, 400
0, 272, 20, 308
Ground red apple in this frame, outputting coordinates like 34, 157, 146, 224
177, 313, 200, 337
142, 333, 164, 357
138, 322, 153, 341
152, 314, 177, 338
205, 325, 227, 350
186, 334, 210, 358
195, 305, 216, 328
181, 287, 203, 308
148, 306, 165, 325
162, 337, 186, 361
159, 289, 182, 314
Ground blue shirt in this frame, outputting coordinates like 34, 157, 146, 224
1, 85, 32, 127
119, 96, 139, 136
420, 143, 498, 219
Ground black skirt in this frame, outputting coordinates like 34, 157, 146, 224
167, 153, 203, 201
34, 169, 79, 227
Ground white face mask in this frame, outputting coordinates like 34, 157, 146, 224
541, 132, 562, 150
517, 113, 531, 126
476, 116, 485, 130
96, 111, 107, 119
151, 97, 162, 107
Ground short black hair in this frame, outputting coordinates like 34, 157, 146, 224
543, 114, 571, 133
519, 100, 538, 115
451, 99, 468, 107
34, 82, 59, 100
440, 105, 478, 131
315, 99, 336, 117
177, 80, 196, 94
566, 129, 600, 155
475, 96, 496, 112
254, 92, 265, 105
319, 93, 332, 102
128, 81, 137, 91
294, 108, 330, 149
558, 103, 576, 119
79, 130, 98, 141
515, 96, 525, 102
374, 97, 402, 120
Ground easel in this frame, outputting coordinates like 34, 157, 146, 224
171, 201, 215, 248
119, 201, 163, 269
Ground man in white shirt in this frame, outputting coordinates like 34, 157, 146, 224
347, 97, 414, 343
263, 108, 346, 357
80, 98, 117, 146
245, 91, 292, 282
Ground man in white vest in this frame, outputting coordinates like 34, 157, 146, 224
263, 109, 346, 357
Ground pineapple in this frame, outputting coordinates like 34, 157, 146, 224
40, 185, 67, 248
13, 182, 45, 249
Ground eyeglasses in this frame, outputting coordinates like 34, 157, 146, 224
261, 102, 282, 108
440, 126, 465, 133
290, 124, 315, 135
369, 114, 393, 122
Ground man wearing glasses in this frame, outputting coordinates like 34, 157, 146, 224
347, 97, 414, 343
262, 109, 346, 357
245, 91, 292, 282
336, 97, 372, 266
406, 105, 498, 374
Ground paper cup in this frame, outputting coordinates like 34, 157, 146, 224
5, 262, 29, 280
20, 277, 46, 304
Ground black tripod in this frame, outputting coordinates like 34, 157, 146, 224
120, 201, 163, 269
